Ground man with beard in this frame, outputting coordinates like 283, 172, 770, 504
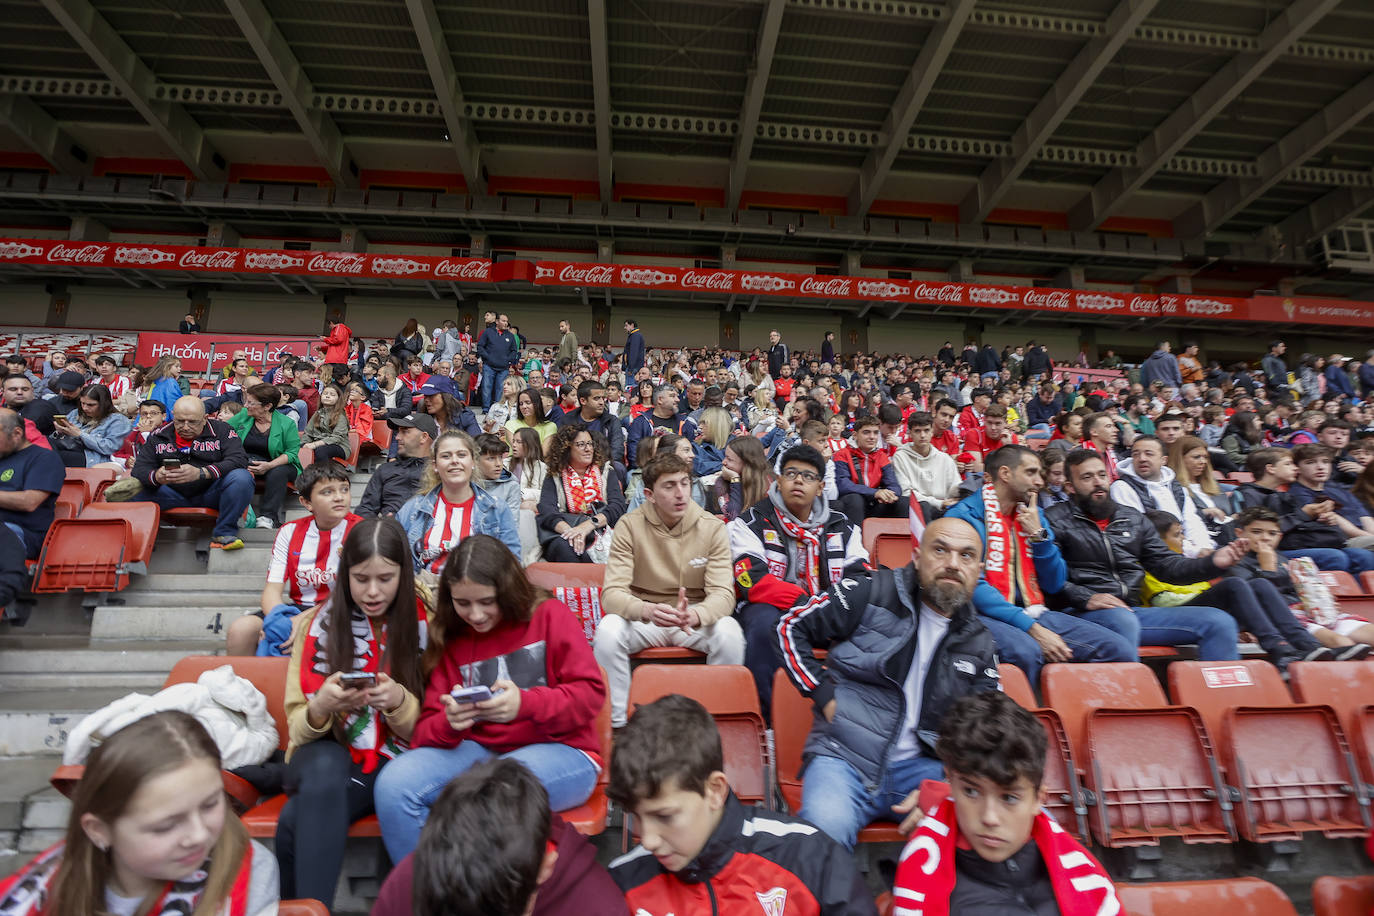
774, 517, 1001, 850
1044, 449, 1246, 659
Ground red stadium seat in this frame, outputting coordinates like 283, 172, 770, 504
771, 669, 901, 844
64, 467, 116, 501
629, 665, 770, 807
79, 502, 160, 571
1289, 661, 1374, 784
279, 901, 330, 916
1167, 660, 1293, 736
1115, 877, 1297, 915
31, 518, 130, 593
1315, 570, 1367, 597
558, 667, 614, 836
1312, 875, 1374, 916
998, 664, 1088, 842
368, 419, 392, 453
162, 507, 220, 525
56, 480, 87, 517
1042, 662, 1233, 847
861, 517, 913, 569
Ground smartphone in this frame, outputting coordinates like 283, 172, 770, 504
450, 684, 494, 705
160, 457, 183, 469
338, 672, 376, 689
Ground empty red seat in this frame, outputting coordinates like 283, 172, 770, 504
1312, 875, 1374, 916
861, 517, 913, 569
1043, 662, 1233, 847
31, 518, 130, 593
79, 502, 160, 570
1316, 570, 1367, 597
55, 480, 86, 519
998, 664, 1087, 842
368, 419, 392, 453
1115, 877, 1296, 915
1289, 661, 1374, 784
630, 665, 769, 807
162, 507, 220, 524
279, 901, 330, 916
999, 662, 1038, 709
1167, 660, 1293, 736
771, 669, 901, 843
64, 467, 116, 500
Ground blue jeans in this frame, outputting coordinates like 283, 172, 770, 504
479, 366, 509, 410
374, 741, 598, 861
981, 610, 1138, 686
1079, 605, 1239, 660
799, 753, 944, 850
133, 468, 253, 538
1283, 547, 1374, 574
1194, 578, 1321, 655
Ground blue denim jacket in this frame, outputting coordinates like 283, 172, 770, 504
395, 484, 520, 571
64, 409, 133, 467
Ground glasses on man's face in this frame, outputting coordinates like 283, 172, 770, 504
780, 468, 821, 483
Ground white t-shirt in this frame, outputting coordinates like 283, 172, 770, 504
891, 604, 951, 760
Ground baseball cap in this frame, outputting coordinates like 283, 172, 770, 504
56, 370, 85, 392
418, 377, 457, 398
389, 414, 439, 438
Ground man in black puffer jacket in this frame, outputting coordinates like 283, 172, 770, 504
1044, 448, 1247, 661
775, 516, 1000, 851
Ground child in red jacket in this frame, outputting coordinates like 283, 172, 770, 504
373, 533, 605, 863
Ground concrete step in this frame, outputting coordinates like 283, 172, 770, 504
207, 545, 271, 575
0, 758, 61, 832
123, 574, 259, 594
91, 605, 249, 641
0, 687, 132, 756
0, 641, 209, 690
23, 788, 69, 832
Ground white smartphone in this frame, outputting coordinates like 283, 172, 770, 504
450, 684, 493, 705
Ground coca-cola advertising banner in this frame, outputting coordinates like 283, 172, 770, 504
531, 260, 1259, 322
4, 236, 1374, 328
0, 238, 491, 283
134, 333, 318, 373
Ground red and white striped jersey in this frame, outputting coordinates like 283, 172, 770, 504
268, 513, 362, 608
422, 493, 473, 573
98, 374, 130, 401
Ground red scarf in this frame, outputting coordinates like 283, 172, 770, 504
773, 510, 822, 595
562, 464, 604, 514
981, 483, 1043, 607
0, 840, 254, 916
894, 784, 1119, 916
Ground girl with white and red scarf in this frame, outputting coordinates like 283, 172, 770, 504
0, 711, 278, 916
893, 693, 1119, 916
537, 423, 627, 563
277, 517, 428, 910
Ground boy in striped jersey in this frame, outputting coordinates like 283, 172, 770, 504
225, 461, 360, 655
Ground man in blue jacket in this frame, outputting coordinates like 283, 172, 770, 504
622, 319, 645, 376
1139, 340, 1182, 390
476, 312, 520, 409
943, 444, 1135, 684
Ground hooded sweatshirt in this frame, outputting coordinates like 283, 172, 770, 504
1109, 458, 1214, 557
601, 500, 735, 625
890, 442, 961, 504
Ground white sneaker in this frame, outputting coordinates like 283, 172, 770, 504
255, 517, 275, 529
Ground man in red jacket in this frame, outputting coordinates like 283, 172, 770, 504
373, 757, 628, 916
320, 313, 352, 382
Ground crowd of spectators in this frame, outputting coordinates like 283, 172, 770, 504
8, 314, 1374, 913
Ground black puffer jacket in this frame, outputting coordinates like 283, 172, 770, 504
1043, 500, 1220, 608
776, 566, 1000, 789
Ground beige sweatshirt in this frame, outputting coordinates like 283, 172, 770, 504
601, 500, 735, 625
890, 443, 962, 503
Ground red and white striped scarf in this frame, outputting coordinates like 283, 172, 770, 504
981, 483, 1043, 607
773, 511, 822, 595
562, 464, 604, 514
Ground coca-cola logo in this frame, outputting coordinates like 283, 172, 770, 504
557, 264, 615, 285
1128, 295, 1159, 315
858, 280, 909, 299
1185, 298, 1232, 316
968, 286, 1019, 306
1023, 289, 1071, 310
46, 243, 108, 265
435, 258, 489, 280
681, 270, 734, 291
912, 282, 963, 303
306, 253, 366, 275
1074, 293, 1124, 312
799, 277, 853, 297
178, 250, 240, 270
113, 246, 175, 266
1156, 294, 1182, 315
740, 274, 794, 292
620, 268, 677, 286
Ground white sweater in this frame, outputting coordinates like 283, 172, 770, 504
890, 444, 962, 503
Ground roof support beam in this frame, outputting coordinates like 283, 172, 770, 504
848, 0, 974, 217
38, 0, 225, 179
1174, 72, 1374, 237
0, 94, 90, 175
588, 0, 613, 202
958, 0, 1157, 224
1067, 0, 1340, 231
404, 0, 486, 195
1274, 185, 1374, 250
726, 0, 786, 210
222, 0, 357, 188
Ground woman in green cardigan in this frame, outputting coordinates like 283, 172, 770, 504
228, 382, 302, 529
